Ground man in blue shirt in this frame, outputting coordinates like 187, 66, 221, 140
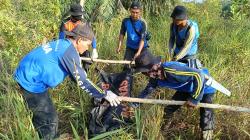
168, 6, 201, 69
14, 23, 121, 139
135, 50, 215, 140
116, 1, 149, 70
59, 3, 98, 71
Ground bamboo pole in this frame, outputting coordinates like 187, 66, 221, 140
118, 97, 250, 113
80, 57, 135, 64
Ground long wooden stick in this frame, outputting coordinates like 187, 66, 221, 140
80, 57, 135, 64
118, 97, 250, 113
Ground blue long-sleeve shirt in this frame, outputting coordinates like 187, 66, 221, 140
169, 20, 200, 60
14, 39, 104, 98
138, 62, 215, 104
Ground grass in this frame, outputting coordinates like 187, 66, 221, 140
0, 0, 250, 139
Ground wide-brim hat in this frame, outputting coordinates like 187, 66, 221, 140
64, 23, 94, 40
69, 4, 84, 16
170, 5, 187, 20
134, 50, 161, 73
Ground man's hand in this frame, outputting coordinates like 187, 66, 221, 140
91, 48, 98, 59
134, 52, 141, 59
104, 90, 121, 106
172, 57, 177, 61
116, 47, 121, 54
185, 100, 197, 109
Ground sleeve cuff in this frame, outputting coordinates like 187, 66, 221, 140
92, 38, 97, 49
188, 97, 199, 105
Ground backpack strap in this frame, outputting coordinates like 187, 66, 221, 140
185, 24, 191, 37
129, 18, 141, 37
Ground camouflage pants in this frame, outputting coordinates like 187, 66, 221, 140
20, 87, 58, 140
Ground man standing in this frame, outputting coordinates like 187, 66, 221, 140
168, 6, 201, 68
14, 23, 120, 139
116, 1, 149, 69
135, 51, 215, 140
59, 3, 98, 71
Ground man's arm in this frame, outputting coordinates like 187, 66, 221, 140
91, 37, 98, 58
88, 22, 97, 49
168, 23, 175, 59
138, 78, 158, 98
91, 37, 97, 49
163, 65, 205, 105
134, 20, 147, 59
117, 34, 124, 53
59, 22, 66, 39
60, 47, 105, 98
134, 39, 145, 59
173, 26, 195, 61
117, 19, 126, 53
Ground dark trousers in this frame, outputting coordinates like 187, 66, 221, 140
164, 91, 214, 131
123, 47, 148, 70
80, 50, 92, 72
20, 87, 58, 140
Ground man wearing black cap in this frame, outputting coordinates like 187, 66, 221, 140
135, 50, 215, 140
117, 1, 149, 70
168, 5, 201, 69
14, 23, 121, 139
59, 3, 99, 71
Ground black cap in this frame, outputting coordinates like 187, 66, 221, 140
69, 4, 84, 16
130, 1, 141, 9
134, 50, 161, 73
64, 23, 94, 40
171, 5, 187, 20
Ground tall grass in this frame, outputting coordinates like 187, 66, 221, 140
0, 0, 249, 139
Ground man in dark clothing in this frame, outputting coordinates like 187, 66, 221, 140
135, 50, 215, 140
59, 3, 98, 71
14, 23, 121, 139
116, 1, 149, 70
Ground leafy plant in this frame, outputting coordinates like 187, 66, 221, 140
222, 0, 250, 20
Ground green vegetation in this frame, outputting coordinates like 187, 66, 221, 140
0, 0, 249, 139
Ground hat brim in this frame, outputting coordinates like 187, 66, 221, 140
64, 30, 77, 37
134, 66, 151, 73
70, 11, 83, 16
134, 56, 161, 73
171, 14, 187, 20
